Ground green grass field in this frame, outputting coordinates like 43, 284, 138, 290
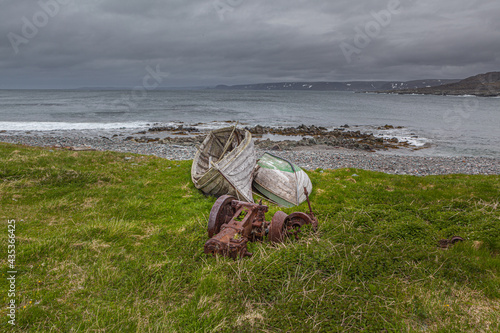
0, 142, 499, 332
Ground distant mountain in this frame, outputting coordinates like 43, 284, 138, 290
377, 79, 461, 91
75, 86, 211, 91
382, 72, 500, 97
214, 79, 459, 92
75, 87, 132, 91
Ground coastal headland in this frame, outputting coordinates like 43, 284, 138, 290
375, 72, 500, 97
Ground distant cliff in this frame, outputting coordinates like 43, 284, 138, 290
215, 79, 459, 92
382, 72, 500, 97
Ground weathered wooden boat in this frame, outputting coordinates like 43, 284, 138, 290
253, 152, 313, 208
191, 126, 255, 203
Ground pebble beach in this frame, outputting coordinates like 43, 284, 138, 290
1, 130, 499, 176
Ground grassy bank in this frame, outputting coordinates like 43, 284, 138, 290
0, 142, 499, 332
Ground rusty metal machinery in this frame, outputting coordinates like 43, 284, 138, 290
204, 188, 318, 259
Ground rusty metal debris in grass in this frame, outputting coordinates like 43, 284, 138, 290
438, 236, 464, 248
204, 187, 318, 259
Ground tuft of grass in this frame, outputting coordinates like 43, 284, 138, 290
0, 142, 499, 332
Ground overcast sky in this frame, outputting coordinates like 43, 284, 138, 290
1, 0, 499, 88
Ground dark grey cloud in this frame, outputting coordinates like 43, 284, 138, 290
1, 0, 499, 88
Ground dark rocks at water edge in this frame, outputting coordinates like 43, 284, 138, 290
148, 124, 199, 133
125, 135, 205, 145
246, 124, 411, 151
123, 124, 413, 152
1, 132, 500, 176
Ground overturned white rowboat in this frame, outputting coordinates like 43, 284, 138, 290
253, 152, 313, 207
191, 126, 255, 203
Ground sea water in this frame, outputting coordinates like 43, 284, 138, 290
0, 89, 498, 157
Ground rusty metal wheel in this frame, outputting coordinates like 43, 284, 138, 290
284, 212, 315, 240
208, 195, 236, 237
269, 211, 288, 243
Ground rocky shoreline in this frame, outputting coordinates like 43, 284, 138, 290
125, 124, 416, 152
247, 124, 413, 151
1, 125, 499, 176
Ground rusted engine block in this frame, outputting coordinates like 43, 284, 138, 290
204, 190, 318, 259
